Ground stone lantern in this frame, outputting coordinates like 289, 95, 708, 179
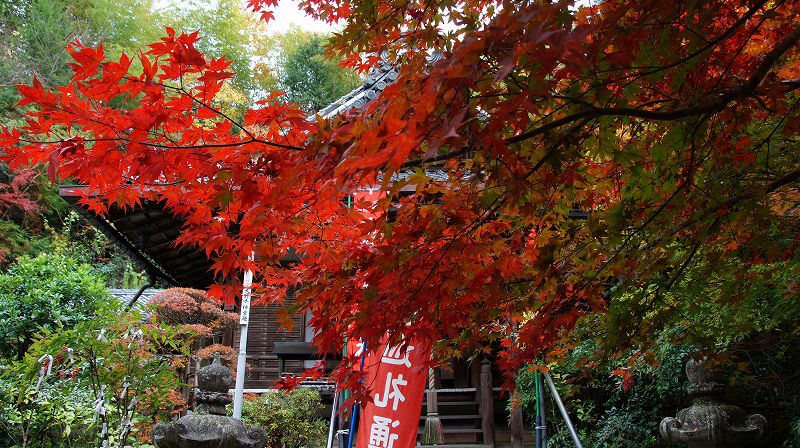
153, 353, 266, 448
660, 358, 766, 448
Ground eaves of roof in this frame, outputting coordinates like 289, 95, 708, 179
60, 186, 215, 289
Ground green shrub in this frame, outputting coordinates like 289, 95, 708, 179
52, 211, 148, 289
791, 418, 800, 448
516, 329, 691, 448
0, 253, 111, 359
518, 254, 800, 447
240, 388, 327, 448
0, 364, 96, 448
0, 308, 185, 448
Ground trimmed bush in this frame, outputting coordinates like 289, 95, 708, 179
241, 388, 327, 448
0, 253, 110, 358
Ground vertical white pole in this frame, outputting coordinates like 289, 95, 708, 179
232, 261, 253, 420
325, 384, 339, 448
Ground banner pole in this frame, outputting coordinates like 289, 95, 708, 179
346, 340, 367, 447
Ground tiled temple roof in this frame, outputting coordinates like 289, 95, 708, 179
315, 58, 399, 119
108, 288, 164, 309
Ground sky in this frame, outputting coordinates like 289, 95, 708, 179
152, 0, 335, 34
266, 0, 337, 34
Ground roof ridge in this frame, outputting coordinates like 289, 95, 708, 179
312, 51, 444, 120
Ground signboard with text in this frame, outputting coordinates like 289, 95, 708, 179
356, 337, 430, 448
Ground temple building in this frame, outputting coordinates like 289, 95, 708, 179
67, 56, 531, 446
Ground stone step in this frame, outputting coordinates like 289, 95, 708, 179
423, 400, 479, 406
419, 414, 481, 420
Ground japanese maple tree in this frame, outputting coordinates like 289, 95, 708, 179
2, 0, 800, 389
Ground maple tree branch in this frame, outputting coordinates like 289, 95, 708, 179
752, 97, 800, 168
347, 0, 412, 49
176, 85, 253, 136
19, 135, 294, 157
398, 136, 565, 308
781, 78, 800, 92
400, 147, 470, 168
141, 140, 270, 152
664, 232, 704, 291
580, 180, 690, 291
506, 23, 800, 144
628, 218, 719, 335
176, 86, 306, 152
750, 94, 776, 113
594, 0, 775, 81
635, 0, 771, 76
523, 118, 592, 180
709, 12, 770, 94
137, 180, 185, 187
650, 167, 800, 248
127, 77, 305, 152
567, 114, 711, 291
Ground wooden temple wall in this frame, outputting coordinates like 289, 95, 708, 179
231, 301, 306, 389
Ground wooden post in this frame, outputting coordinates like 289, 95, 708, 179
510, 391, 524, 448
479, 359, 495, 446
427, 368, 440, 410
423, 367, 444, 444
471, 360, 480, 389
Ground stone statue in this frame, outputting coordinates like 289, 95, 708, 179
660, 358, 766, 448
153, 353, 266, 448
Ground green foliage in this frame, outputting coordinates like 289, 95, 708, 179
0, 0, 264, 117
517, 335, 691, 448
0, 0, 163, 283
52, 211, 148, 289
81, 0, 164, 61
240, 388, 327, 448
601, 240, 800, 357
791, 418, 800, 448
255, 28, 362, 112
0, 0, 92, 123
0, 221, 45, 267
518, 251, 800, 446
0, 253, 110, 359
162, 0, 257, 95
0, 0, 70, 81
0, 308, 184, 447
0, 165, 72, 268
563, 254, 800, 446
1, 204, 147, 287
0, 364, 96, 448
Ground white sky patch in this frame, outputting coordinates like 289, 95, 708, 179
266, 0, 337, 34
153, 0, 336, 35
